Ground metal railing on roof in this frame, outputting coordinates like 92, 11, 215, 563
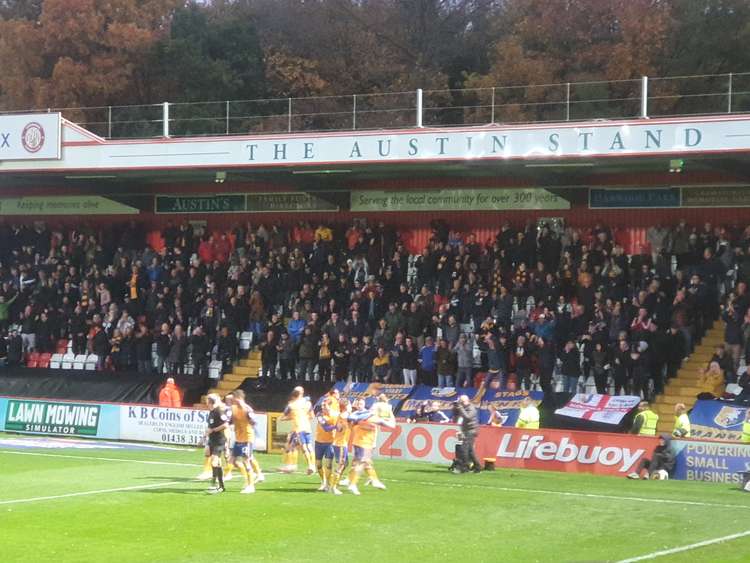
2, 72, 750, 140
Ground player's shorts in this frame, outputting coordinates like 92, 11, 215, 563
333, 445, 348, 464
314, 441, 333, 460
208, 439, 226, 457
353, 446, 372, 462
232, 442, 252, 459
297, 431, 312, 446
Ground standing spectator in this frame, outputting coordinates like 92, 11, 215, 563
0, 293, 18, 334
372, 347, 390, 382
20, 306, 37, 354
155, 323, 171, 376
189, 325, 210, 379
591, 341, 609, 394
259, 331, 278, 379
332, 333, 351, 382
419, 336, 437, 386
7, 329, 23, 367
167, 324, 188, 375
537, 337, 556, 395
559, 340, 581, 394
217, 325, 238, 372
436, 338, 457, 388
318, 333, 333, 382
401, 336, 419, 386
277, 333, 296, 380
454, 334, 474, 388
135, 324, 153, 375
287, 309, 306, 343
297, 327, 318, 381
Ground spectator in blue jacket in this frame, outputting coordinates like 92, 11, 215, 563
419, 336, 437, 386
287, 310, 306, 343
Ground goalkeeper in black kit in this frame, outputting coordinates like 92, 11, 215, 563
205, 393, 230, 494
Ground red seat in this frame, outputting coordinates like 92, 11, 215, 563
55, 339, 68, 353
38, 353, 52, 369
26, 352, 40, 368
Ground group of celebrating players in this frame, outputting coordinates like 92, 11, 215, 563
201, 386, 396, 496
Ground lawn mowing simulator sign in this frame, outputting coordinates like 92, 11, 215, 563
4, 399, 100, 436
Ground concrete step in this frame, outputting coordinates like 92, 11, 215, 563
239, 359, 262, 368
663, 385, 702, 396
222, 373, 248, 383
232, 366, 260, 376
655, 396, 696, 407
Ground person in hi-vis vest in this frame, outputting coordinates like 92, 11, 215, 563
515, 397, 540, 430
631, 401, 659, 436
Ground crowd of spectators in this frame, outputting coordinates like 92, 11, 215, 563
0, 217, 748, 401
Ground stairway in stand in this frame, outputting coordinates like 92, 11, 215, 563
193, 351, 261, 408
653, 323, 724, 434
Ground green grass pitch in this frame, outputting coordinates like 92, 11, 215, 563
1, 434, 749, 562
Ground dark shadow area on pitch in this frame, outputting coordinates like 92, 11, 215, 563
133, 487, 206, 495
133, 476, 198, 483
266, 487, 319, 494
403, 467, 452, 475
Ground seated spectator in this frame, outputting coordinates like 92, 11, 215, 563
698, 361, 725, 399
627, 434, 676, 480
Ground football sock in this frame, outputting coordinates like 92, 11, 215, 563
216, 465, 224, 488
303, 450, 315, 469
317, 463, 325, 481
365, 467, 379, 482
349, 466, 361, 486
238, 463, 252, 486
250, 458, 262, 475
203, 457, 212, 472
322, 466, 330, 485
224, 461, 234, 476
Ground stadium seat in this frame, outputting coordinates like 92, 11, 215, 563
84, 355, 98, 370
38, 353, 52, 369
61, 352, 75, 370
50, 354, 63, 369
239, 331, 253, 350
208, 360, 223, 379
26, 352, 40, 368
73, 354, 87, 370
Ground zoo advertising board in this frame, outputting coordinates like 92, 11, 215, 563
119, 405, 268, 451
375, 422, 658, 476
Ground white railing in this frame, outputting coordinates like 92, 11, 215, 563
2, 72, 750, 139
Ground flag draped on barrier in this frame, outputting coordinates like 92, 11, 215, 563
554, 394, 641, 425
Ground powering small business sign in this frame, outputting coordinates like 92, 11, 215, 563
4, 399, 100, 436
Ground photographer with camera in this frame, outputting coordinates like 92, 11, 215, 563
452, 395, 481, 473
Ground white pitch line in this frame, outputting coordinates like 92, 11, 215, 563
616, 529, 750, 562
0, 481, 182, 506
386, 478, 750, 510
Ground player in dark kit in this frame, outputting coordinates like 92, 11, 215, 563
205, 393, 230, 494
